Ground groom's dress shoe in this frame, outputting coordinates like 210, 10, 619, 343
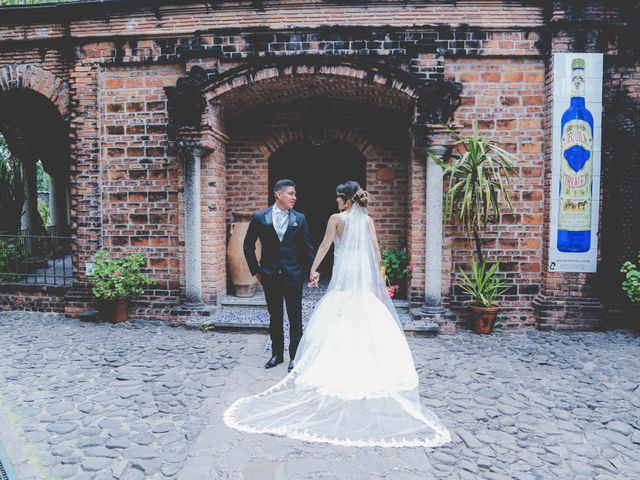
288, 360, 295, 372
265, 355, 284, 369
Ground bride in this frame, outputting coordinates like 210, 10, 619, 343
223, 181, 451, 448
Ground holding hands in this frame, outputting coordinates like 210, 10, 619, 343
309, 271, 320, 288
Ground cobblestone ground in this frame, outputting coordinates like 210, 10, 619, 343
1, 311, 639, 480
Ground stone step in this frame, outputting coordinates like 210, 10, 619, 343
219, 294, 412, 313
185, 304, 438, 336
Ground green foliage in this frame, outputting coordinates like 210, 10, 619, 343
89, 250, 156, 300
37, 199, 50, 227
380, 244, 413, 287
431, 124, 517, 262
0, 135, 23, 233
36, 160, 49, 192
458, 258, 510, 308
0, 237, 26, 280
433, 125, 517, 233
621, 254, 640, 303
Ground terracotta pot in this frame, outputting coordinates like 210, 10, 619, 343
101, 298, 129, 324
467, 304, 499, 334
227, 211, 262, 297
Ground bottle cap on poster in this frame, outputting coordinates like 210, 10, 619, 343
572, 58, 585, 69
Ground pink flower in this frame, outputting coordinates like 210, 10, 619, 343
408, 265, 414, 272
394, 285, 399, 290
403, 248, 407, 253
96, 281, 101, 286
114, 271, 121, 276
386, 286, 395, 298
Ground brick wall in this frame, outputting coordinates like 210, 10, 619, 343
444, 57, 546, 328
0, 285, 67, 312
0, 0, 634, 330
99, 64, 182, 308
225, 101, 411, 252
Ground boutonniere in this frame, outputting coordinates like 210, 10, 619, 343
293, 222, 298, 227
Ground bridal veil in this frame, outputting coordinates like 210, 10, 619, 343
223, 204, 451, 448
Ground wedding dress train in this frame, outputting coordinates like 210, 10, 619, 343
224, 205, 451, 448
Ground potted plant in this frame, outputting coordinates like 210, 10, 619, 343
430, 124, 517, 333
88, 250, 156, 323
381, 244, 413, 299
459, 258, 510, 333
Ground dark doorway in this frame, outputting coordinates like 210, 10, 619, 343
269, 138, 366, 276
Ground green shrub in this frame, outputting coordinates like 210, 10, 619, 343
621, 254, 640, 303
381, 244, 413, 287
0, 237, 26, 280
88, 250, 156, 300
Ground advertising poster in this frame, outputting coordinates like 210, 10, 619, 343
549, 52, 603, 273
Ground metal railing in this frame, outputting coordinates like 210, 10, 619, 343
0, 230, 73, 286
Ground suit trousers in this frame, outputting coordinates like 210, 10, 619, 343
262, 272, 303, 359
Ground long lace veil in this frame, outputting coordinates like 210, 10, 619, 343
223, 203, 451, 448
322, 203, 403, 329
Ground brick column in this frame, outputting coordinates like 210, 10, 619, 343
533, 5, 608, 330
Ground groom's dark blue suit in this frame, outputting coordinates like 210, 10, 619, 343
244, 207, 315, 359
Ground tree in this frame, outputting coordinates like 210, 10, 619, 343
431, 125, 517, 263
0, 135, 23, 232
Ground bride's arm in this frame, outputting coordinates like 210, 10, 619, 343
309, 215, 339, 281
368, 217, 382, 265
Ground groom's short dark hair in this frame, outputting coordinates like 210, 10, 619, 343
274, 179, 295, 193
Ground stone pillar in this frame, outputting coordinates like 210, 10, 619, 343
49, 173, 69, 235
423, 145, 447, 307
20, 158, 39, 234
183, 146, 205, 307
410, 143, 456, 334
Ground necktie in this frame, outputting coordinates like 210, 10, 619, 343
277, 211, 288, 241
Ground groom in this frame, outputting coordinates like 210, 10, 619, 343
243, 179, 316, 372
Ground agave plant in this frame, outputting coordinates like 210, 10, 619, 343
458, 258, 510, 308
429, 123, 517, 263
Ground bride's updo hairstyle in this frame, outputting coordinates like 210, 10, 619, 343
336, 181, 369, 208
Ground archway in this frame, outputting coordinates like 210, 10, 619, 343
171, 57, 461, 306
268, 138, 366, 275
0, 88, 72, 285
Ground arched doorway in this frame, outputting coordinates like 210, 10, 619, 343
0, 88, 72, 285
268, 138, 366, 275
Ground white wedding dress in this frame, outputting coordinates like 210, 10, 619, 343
223, 204, 451, 448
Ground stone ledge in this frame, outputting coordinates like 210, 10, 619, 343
533, 294, 609, 331
410, 306, 457, 335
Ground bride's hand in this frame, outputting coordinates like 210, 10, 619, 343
308, 271, 320, 288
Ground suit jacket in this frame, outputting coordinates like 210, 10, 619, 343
243, 207, 315, 287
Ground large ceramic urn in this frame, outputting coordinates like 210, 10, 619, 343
227, 211, 261, 297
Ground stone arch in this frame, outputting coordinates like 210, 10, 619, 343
175, 56, 461, 313
0, 64, 70, 121
202, 56, 422, 122
204, 55, 422, 101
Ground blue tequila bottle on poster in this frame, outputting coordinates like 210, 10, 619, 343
557, 58, 594, 252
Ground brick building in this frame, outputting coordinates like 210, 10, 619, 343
0, 0, 638, 332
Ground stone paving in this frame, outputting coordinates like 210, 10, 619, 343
1, 311, 640, 479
